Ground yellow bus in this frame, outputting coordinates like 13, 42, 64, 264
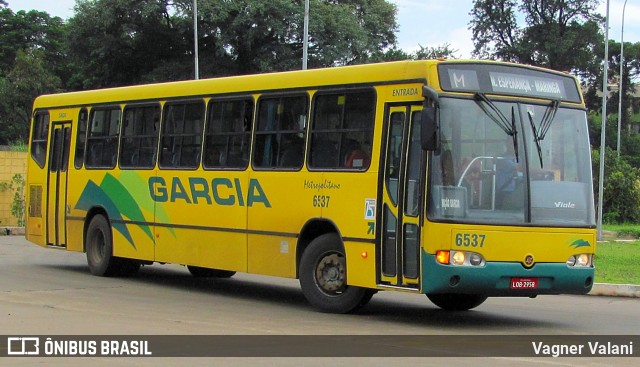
26, 60, 595, 312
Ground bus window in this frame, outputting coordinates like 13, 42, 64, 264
253, 95, 307, 169
30, 112, 50, 168
309, 90, 374, 170
385, 112, 404, 205
74, 108, 88, 169
159, 101, 205, 169
120, 104, 160, 169
204, 98, 252, 169
86, 107, 121, 169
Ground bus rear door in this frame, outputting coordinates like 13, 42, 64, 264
379, 104, 424, 289
46, 121, 71, 247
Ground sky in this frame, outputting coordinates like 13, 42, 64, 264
7, 0, 640, 59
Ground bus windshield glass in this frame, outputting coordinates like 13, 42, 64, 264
428, 97, 595, 227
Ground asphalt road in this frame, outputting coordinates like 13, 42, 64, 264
1, 235, 638, 367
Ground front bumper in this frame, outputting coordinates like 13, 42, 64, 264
421, 251, 594, 296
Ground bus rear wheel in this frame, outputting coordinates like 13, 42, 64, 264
86, 214, 140, 277
299, 233, 372, 313
426, 293, 487, 311
187, 265, 236, 278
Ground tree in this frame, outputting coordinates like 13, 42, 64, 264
180, 0, 398, 73
66, 0, 399, 87
469, 0, 603, 76
592, 147, 640, 224
0, 9, 66, 79
66, 0, 186, 89
0, 8, 66, 144
413, 43, 458, 60
0, 49, 62, 144
584, 40, 640, 132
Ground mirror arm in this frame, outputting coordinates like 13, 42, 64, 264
423, 86, 439, 106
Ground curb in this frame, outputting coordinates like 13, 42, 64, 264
589, 283, 640, 298
0, 227, 24, 236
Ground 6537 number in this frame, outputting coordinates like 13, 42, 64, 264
313, 195, 331, 208
455, 233, 486, 248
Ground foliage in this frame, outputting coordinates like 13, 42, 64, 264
469, 0, 603, 77
0, 8, 66, 144
0, 8, 67, 79
0, 48, 62, 144
66, 0, 399, 87
583, 40, 640, 118
413, 43, 458, 60
588, 110, 640, 168
592, 147, 640, 224
67, 0, 187, 88
8, 140, 27, 152
0, 173, 25, 227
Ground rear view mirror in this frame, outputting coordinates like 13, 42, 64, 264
421, 86, 439, 151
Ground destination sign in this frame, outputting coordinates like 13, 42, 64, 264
438, 63, 581, 103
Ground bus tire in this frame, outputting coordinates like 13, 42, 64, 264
85, 214, 121, 277
426, 293, 488, 311
299, 233, 370, 313
187, 265, 236, 278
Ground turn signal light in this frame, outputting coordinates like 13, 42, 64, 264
436, 250, 450, 264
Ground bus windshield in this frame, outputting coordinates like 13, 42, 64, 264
428, 96, 595, 227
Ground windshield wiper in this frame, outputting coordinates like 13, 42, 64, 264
475, 93, 519, 162
527, 100, 560, 168
537, 99, 560, 141
527, 112, 544, 168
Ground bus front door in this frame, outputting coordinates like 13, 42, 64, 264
380, 105, 424, 289
46, 122, 71, 247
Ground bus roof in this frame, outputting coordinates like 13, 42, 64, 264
33, 59, 580, 108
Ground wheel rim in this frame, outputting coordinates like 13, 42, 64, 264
314, 252, 346, 295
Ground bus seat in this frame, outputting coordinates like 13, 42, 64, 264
345, 149, 370, 168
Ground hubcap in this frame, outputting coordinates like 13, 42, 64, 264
315, 253, 346, 294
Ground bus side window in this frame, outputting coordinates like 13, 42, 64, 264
309, 90, 374, 170
120, 104, 160, 169
85, 107, 121, 169
159, 101, 205, 169
30, 112, 50, 169
253, 95, 307, 170
74, 108, 88, 169
204, 98, 252, 170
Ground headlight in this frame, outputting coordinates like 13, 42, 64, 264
451, 251, 466, 265
469, 253, 484, 266
436, 250, 485, 267
566, 255, 576, 267
567, 253, 592, 268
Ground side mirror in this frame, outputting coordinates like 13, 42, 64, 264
421, 86, 439, 151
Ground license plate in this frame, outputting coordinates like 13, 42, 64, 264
510, 277, 538, 289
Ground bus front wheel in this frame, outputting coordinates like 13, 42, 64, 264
86, 215, 140, 277
426, 293, 487, 311
299, 233, 372, 313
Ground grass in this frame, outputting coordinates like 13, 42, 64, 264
595, 241, 640, 284
603, 224, 640, 239
596, 224, 640, 284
